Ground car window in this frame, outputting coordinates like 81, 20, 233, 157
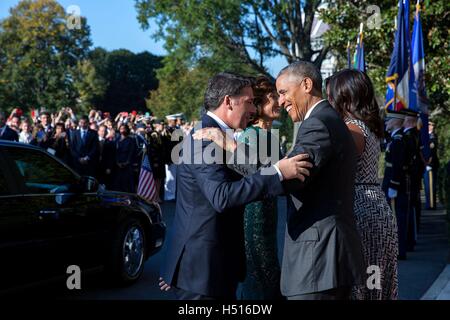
5, 147, 78, 194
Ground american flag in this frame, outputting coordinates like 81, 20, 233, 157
137, 154, 158, 202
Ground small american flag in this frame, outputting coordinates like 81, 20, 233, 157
137, 154, 158, 202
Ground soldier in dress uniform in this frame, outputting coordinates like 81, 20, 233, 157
382, 111, 409, 260
163, 114, 183, 201
403, 114, 425, 250
424, 121, 439, 209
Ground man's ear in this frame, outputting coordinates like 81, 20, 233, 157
303, 78, 314, 93
224, 95, 233, 110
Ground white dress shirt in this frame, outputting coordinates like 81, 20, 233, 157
206, 111, 233, 136
304, 99, 326, 121
80, 129, 88, 141
391, 127, 402, 138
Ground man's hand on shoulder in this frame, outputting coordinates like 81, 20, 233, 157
276, 153, 312, 181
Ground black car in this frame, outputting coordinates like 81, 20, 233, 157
0, 140, 165, 292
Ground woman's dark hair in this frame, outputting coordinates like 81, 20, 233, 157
328, 69, 384, 139
251, 75, 277, 124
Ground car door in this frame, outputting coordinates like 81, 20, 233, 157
0, 147, 41, 290
2, 145, 106, 284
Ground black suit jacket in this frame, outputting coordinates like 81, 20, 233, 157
403, 127, 424, 186
69, 129, 98, 175
98, 139, 115, 170
0, 126, 18, 142
281, 101, 365, 296
161, 114, 284, 298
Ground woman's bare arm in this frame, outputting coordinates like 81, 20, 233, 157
347, 123, 365, 157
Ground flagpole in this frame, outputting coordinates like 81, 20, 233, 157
394, 76, 398, 111
360, 23, 363, 46
347, 41, 351, 68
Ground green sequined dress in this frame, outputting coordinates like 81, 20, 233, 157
237, 126, 282, 300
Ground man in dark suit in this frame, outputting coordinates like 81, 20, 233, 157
160, 72, 311, 300
275, 61, 365, 300
31, 111, 54, 150
0, 112, 19, 142
68, 115, 98, 176
39, 111, 53, 136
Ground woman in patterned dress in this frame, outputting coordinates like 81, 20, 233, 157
327, 69, 399, 300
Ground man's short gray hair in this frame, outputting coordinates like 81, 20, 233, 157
278, 60, 323, 93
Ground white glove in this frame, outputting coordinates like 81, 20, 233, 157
426, 166, 432, 171
388, 188, 398, 199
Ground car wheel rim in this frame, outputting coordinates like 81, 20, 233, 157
122, 226, 144, 278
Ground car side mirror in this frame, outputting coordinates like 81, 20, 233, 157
51, 185, 73, 205
81, 176, 99, 193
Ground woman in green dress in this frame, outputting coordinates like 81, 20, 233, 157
196, 76, 283, 299
238, 76, 283, 300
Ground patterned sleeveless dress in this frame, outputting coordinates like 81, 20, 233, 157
346, 118, 399, 300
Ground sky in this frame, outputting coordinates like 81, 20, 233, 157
0, 0, 286, 75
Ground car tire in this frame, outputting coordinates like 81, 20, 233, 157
106, 217, 147, 286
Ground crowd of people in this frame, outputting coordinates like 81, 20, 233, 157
0, 107, 194, 202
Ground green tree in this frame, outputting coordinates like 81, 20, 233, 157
89, 49, 162, 115
321, 0, 449, 117
135, 0, 330, 76
136, 0, 322, 140
321, 0, 450, 199
147, 48, 256, 120
136, 0, 448, 143
0, 0, 92, 112
72, 59, 108, 113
